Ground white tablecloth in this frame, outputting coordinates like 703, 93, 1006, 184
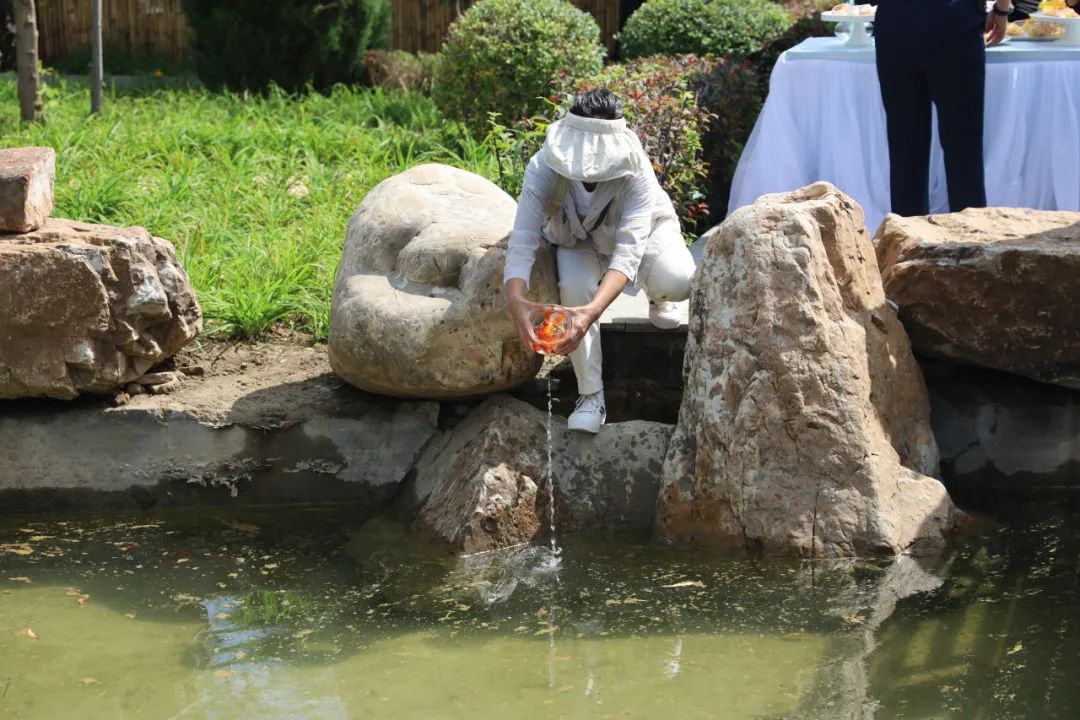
728, 38, 1080, 231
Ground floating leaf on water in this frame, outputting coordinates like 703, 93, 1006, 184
7, 577, 31, 584
220, 519, 260, 534
16, 627, 37, 640
1, 544, 33, 556
513, 626, 529, 633
661, 580, 705, 589
534, 626, 558, 636
1007, 642, 1024, 655
78, 678, 99, 686
124, 613, 137, 620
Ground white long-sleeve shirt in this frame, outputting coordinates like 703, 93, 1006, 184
503, 151, 680, 289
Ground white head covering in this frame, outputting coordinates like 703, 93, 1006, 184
541, 112, 644, 183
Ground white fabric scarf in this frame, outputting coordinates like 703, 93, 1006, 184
542, 113, 644, 183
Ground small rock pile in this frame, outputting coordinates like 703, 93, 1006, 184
0, 147, 202, 400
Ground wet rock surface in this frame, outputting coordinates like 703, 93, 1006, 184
410, 395, 673, 554
657, 183, 954, 557
0, 218, 202, 399
328, 163, 557, 399
876, 207, 1080, 389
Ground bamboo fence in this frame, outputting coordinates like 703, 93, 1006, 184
34, 0, 622, 66
36, 0, 189, 64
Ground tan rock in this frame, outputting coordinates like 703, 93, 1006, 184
657, 183, 954, 557
0, 219, 202, 399
411, 395, 673, 554
0, 147, 55, 233
876, 208, 1080, 389
329, 164, 557, 399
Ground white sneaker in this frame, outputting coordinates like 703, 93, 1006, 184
567, 391, 606, 434
648, 300, 682, 330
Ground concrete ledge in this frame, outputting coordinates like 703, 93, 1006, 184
0, 342, 439, 512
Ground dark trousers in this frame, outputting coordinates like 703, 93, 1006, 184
875, 2, 988, 216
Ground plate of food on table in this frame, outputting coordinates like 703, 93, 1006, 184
1012, 0, 1080, 44
820, 4, 877, 46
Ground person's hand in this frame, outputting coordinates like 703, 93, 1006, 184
505, 279, 543, 351
985, 9, 1008, 46
549, 305, 599, 356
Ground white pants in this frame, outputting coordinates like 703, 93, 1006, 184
557, 232, 696, 395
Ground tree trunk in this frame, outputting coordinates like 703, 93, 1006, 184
13, 0, 42, 123
91, 0, 103, 113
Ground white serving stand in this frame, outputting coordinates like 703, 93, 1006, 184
820, 12, 875, 47
1030, 14, 1080, 46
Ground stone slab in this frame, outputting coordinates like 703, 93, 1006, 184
0, 147, 55, 233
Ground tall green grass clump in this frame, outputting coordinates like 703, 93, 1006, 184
0, 80, 500, 338
433, 0, 605, 135
181, 0, 392, 92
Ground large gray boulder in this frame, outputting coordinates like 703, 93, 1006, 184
0, 219, 202, 399
329, 164, 557, 399
410, 395, 673, 554
657, 183, 954, 557
876, 207, 1080, 389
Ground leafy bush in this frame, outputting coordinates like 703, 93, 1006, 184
433, 0, 605, 135
757, 0, 833, 74
181, 0, 391, 92
364, 50, 437, 94
620, 0, 792, 60
489, 56, 714, 235
694, 58, 764, 222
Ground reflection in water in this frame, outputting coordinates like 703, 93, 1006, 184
792, 555, 948, 719
0, 502, 1077, 719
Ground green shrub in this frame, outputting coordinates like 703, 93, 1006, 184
694, 58, 764, 222
364, 50, 437, 94
757, 0, 833, 74
181, 0, 391, 92
433, 0, 605, 135
620, 0, 792, 60
489, 56, 714, 236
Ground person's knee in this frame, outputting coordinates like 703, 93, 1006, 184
646, 251, 695, 302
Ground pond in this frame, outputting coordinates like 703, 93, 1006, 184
0, 500, 1076, 719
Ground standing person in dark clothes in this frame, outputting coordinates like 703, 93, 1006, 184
874, 0, 1010, 217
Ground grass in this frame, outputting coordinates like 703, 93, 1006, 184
0, 78, 502, 338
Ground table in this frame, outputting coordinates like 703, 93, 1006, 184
728, 37, 1080, 232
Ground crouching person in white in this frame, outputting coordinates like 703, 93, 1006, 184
504, 89, 696, 434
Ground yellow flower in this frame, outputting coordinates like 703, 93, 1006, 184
153, 68, 164, 78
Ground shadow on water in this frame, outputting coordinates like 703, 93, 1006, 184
1, 500, 1079, 718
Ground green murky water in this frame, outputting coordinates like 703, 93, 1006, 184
0, 502, 1077, 719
